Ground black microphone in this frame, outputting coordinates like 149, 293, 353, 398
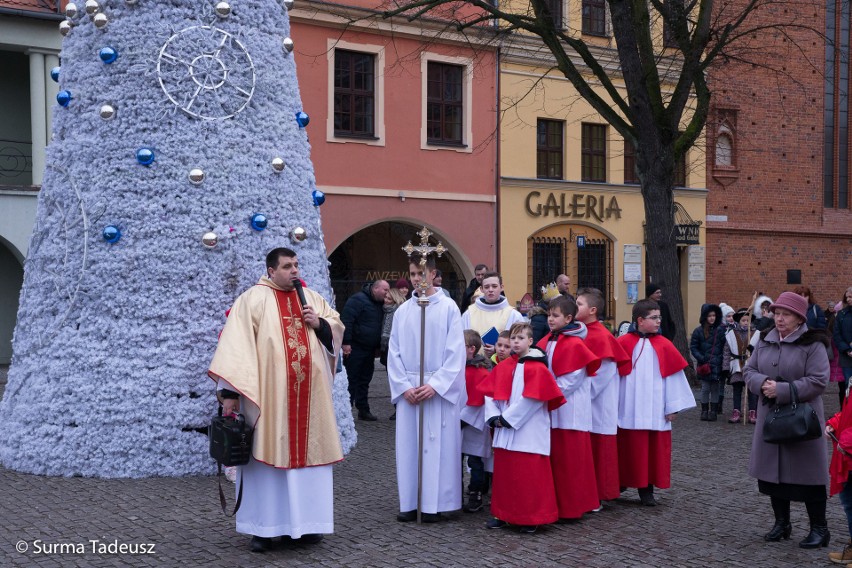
292, 278, 308, 308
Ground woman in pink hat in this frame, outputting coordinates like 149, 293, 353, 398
744, 291, 831, 549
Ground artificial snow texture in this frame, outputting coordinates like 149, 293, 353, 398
0, 0, 356, 478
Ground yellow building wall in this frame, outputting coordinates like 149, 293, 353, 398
498, 55, 708, 329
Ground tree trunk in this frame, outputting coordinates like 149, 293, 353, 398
638, 143, 691, 362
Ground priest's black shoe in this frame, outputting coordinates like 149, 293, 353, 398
358, 411, 378, 421
397, 510, 416, 522
799, 524, 830, 549
297, 534, 324, 545
250, 536, 272, 553
421, 513, 442, 523
764, 520, 792, 541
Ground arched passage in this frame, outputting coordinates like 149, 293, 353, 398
328, 221, 467, 308
0, 237, 24, 364
528, 222, 615, 319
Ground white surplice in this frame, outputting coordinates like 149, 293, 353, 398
617, 341, 696, 431
545, 341, 593, 431
484, 362, 552, 455
590, 359, 619, 435
387, 291, 466, 514
217, 378, 333, 538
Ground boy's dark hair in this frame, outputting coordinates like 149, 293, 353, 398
632, 299, 660, 321
497, 330, 511, 340
549, 295, 578, 319
509, 322, 532, 338
409, 254, 437, 270
481, 271, 502, 284
266, 247, 297, 270
463, 329, 483, 352
578, 287, 605, 315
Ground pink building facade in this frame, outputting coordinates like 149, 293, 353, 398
290, 3, 498, 301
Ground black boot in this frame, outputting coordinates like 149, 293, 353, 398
708, 403, 718, 422
700, 403, 709, 421
765, 497, 791, 542
764, 519, 792, 541
638, 485, 657, 506
799, 524, 830, 548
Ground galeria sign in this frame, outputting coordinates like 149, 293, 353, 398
525, 191, 622, 221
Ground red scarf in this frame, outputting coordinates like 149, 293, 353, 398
479, 355, 566, 411
616, 333, 687, 378
584, 321, 632, 376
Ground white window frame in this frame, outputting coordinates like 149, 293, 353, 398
420, 52, 473, 153
327, 39, 385, 146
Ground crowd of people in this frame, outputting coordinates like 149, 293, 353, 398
208, 246, 852, 561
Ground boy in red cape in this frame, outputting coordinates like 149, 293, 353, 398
576, 288, 632, 503
616, 299, 696, 506
481, 322, 565, 534
826, 401, 852, 564
538, 295, 602, 520
460, 329, 493, 513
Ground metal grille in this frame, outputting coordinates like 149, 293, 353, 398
577, 239, 613, 318
531, 237, 566, 301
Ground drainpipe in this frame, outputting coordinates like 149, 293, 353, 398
494, 45, 501, 273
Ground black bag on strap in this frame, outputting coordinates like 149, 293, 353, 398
762, 382, 822, 444
209, 407, 254, 516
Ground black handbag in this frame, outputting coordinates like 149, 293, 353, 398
763, 382, 822, 444
209, 410, 253, 466
209, 407, 254, 516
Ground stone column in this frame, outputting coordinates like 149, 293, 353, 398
27, 50, 46, 186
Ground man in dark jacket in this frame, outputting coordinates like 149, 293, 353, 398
645, 284, 676, 341
460, 264, 489, 313
341, 280, 389, 421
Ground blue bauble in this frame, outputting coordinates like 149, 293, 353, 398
250, 213, 268, 231
50, 66, 60, 82
57, 90, 72, 107
311, 189, 325, 207
295, 111, 310, 128
136, 147, 155, 166
99, 46, 119, 64
102, 225, 122, 243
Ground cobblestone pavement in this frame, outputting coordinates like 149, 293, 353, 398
0, 363, 846, 567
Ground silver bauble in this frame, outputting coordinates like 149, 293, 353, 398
215, 1, 231, 17
59, 20, 72, 36
189, 168, 205, 185
202, 232, 219, 248
290, 227, 307, 243
125, 0, 138, 4
271, 157, 286, 172
65, 2, 78, 18
93, 13, 108, 29
99, 104, 116, 120
282, 37, 294, 54
283, 0, 295, 9
85, 0, 100, 15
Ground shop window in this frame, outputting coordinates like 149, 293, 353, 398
582, 123, 607, 182
577, 239, 612, 317
537, 119, 564, 179
582, 0, 607, 36
426, 61, 464, 145
334, 50, 376, 138
531, 239, 564, 301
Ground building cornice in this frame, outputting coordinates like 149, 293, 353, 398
318, 184, 496, 203
500, 176, 708, 197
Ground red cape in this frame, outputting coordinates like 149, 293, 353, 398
536, 334, 601, 377
616, 333, 687, 378
479, 356, 566, 411
465, 365, 490, 407
584, 321, 632, 376
828, 406, 852, 495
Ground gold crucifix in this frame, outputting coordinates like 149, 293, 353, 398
402, 226, 447, 306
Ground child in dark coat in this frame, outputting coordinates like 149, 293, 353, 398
690, 304, 725, 421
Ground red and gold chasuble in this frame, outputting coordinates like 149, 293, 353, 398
209, 278, 344, 470
273, 289, 313, 468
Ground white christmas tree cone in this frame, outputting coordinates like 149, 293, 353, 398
0, 0, 356, 477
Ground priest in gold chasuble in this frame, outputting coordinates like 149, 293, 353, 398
209, 248, 344, 551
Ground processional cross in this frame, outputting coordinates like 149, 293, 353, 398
401, 227, 446, 523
